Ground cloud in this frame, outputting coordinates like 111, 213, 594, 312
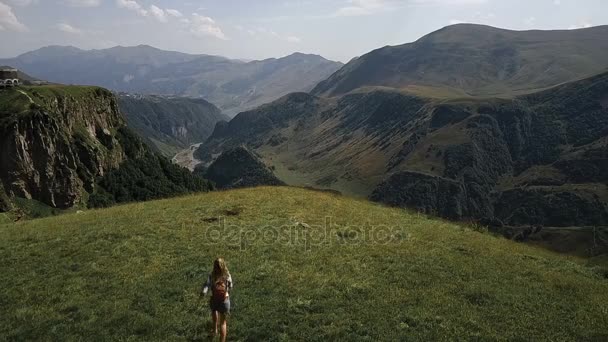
55, 22, 84, 35
63, 0, 102, 7
0, 1, 27, 31
149, 5, 167, 23
166, 9, 183, 18
116, 0, 147, 16
189, 13, 227, 40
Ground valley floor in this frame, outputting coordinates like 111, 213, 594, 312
172, 143, 203, 171
1, 187, 607, 341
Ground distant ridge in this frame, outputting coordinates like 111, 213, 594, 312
0, 45, 343, 116
313, 24, 608, 97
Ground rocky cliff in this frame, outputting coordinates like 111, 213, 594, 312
117, 94, 228, 156
0, 85, 211, 212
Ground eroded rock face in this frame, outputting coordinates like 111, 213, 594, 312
371, 73, 608, 227
370, 172, 467, 219
0, 87, 125, 209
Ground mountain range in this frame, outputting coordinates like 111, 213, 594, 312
0, 45, 343, 116
314, 24, 608, 97
195, 24, 608, 248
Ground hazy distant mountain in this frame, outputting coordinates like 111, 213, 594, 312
1, 45, 343, 115
313, 24, 608, 97
117, 94, 229, 156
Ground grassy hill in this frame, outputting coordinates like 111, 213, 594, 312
1, 187, 606, 341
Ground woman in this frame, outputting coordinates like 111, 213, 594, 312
201, 258, 233, 342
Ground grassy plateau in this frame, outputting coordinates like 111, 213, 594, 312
1, 187, 607, 341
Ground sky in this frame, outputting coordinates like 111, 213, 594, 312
0, 0, 606, 62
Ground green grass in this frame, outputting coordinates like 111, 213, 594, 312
1, 187, 607, 341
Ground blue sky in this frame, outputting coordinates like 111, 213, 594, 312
0, 0, 607, 61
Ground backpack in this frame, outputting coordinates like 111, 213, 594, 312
212, 276, 228, 302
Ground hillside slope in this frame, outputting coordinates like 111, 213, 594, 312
313, 24, 608, 97
0, 187, 606, 341
195, 71, 608, 233
0, 86, 211, 213
201, 146, 285, 189
0, 46, 343, 115
117, 94, 228, 156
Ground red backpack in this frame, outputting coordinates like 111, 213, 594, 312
212, 276, 228, 302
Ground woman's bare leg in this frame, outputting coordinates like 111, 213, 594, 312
211, 310, 218, 335
219, 313, 227, 342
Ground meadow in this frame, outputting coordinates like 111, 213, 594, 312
1, 187, 607, 341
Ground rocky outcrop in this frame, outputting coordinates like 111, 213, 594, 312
370, 172, 467, 219
370, 72, 608, 227
0, 86, 211, 212
202, 146, 284, 189
0, 87, 125, 209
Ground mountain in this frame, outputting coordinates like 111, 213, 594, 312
195, 70, 608, 252
117, 94, 229, 156
1, 46, 343, 115
313, 24, 608, 97
200, 146, 285, 189
0, 85, 212, 215
1, 187, 607, 340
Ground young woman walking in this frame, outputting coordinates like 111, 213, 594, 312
201, 258, 233, 342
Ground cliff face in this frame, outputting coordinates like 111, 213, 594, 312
117, 94, 228, 156
0, 86, 211, 212
0, 86, 125, 209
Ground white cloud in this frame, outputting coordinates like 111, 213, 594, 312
189, 13, 227, 40
166, 8, 183, 18
55, 22, 84, 35
116, 0, 147, 16
0, 1, 27, 31
149, 5, 167, 23
63, 0, 101, 7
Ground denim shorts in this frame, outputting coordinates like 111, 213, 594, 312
210, 298, 231, 314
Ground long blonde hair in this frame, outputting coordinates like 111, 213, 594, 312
211, 257, 229, 281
